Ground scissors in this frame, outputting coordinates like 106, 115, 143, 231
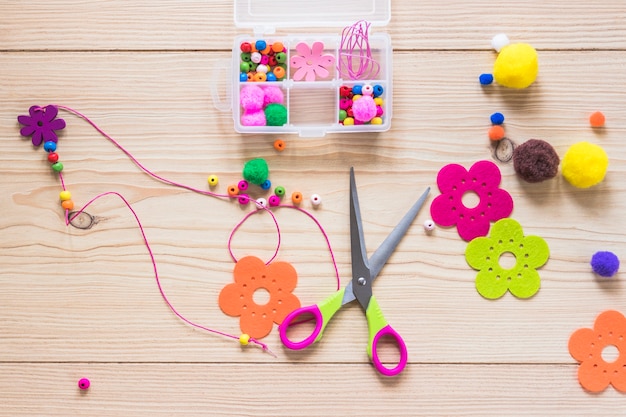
279, 168, 430, 376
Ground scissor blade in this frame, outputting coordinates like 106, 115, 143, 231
350, 168, 373, 311
368, 187, 430, 281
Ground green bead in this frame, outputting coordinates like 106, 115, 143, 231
275, 52, 286, 64
339, 110, 347, 121
243, 158, 269, 185
249, 62, 258, 72
52, 162, 64, 172
240, 52, 251, 62
274, 186, 286, 197
240, 62, 251, 72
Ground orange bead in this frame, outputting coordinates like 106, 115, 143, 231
271, 42, 284, 53
488, 125, 506, 141
261, 45, 271, 55
61, 200, 74, 210
273, 139, 286, 152
228, 185, 239, 197
590, 111, 605, 128
291, 192, 303, 205
273, 66, 286, 79
254, 72, 267, 82
247, 72, 254, 81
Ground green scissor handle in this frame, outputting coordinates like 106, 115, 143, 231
279, 288, 346, 350
365, 295, 408, 376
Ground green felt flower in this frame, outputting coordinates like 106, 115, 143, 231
465, 218, 549, 299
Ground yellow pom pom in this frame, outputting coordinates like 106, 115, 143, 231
562, 142, 608, 188
59, 190, 72, 201
493, 43, 538, 89
239, 334, 250, 346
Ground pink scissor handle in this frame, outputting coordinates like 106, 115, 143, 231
370, 324, 408, 377
279, 305, 324, 350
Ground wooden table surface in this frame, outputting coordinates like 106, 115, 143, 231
2, 1, 626, 416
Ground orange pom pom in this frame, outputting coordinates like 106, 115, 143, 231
488, 125, 506, 141
590, 111, 605, 128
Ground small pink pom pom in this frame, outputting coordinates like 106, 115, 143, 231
352, 95, 377, 122
241, 110, 266, 126
240, 85, 265, 112
263, 86, 284, 107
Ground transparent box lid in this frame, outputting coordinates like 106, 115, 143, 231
234, 0, 390, 34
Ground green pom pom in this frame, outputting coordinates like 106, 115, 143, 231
264, 103, 287, 126
243, 158, 269, 185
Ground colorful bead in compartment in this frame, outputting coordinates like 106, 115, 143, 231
239, 40, 287, 83
339, 83, 384, 126
240, 84, 288, 127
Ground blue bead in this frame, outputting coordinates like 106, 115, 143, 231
260, 179, 272, 190
372, 84, 384, 97
266, 72, 277, 82
490, 112, 505, 125
43, 141, 57, 152
255, 40, 267, 51
479, 73, 494, 85
352, 85, 362, 95
239, 72, 248, 82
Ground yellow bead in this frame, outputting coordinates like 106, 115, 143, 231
59, 190, 72, 201
371, 117, 383, 125
208, 175, 219, 187
374, 97, 384, 106
343, 117, 355, 126
352, 94, 362, 101
239, 334, 250, 345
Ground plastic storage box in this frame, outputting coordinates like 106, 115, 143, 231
230, 0, 392, 137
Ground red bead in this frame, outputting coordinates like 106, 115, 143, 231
268, 56, 277, 67
346, 108, 354, 117
339, 86, 351, 97
240, 42, 252, 53
47, 152, 59, 163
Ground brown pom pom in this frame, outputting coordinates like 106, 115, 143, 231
512, 139, 560, 183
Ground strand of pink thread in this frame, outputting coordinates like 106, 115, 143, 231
58, 188, 273, 354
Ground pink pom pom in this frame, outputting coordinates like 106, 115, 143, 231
263, 86, 284, 107
240, 85, 265, 112
241, 110, 266, 126
352, 95, 377, 122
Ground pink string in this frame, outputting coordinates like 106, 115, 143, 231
47, 104, 342, 352
338, 20, 381, 80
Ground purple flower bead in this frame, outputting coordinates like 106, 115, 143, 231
17, 105, 66, 146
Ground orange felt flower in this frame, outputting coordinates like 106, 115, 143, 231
568, 310, 626, 393
219, 256, 300, 339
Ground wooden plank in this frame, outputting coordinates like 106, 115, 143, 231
1, 1, 625, 51
1, 50, 625, 365
0, 363, 622, 416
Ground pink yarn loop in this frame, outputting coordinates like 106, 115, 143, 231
338, 20, 380, 80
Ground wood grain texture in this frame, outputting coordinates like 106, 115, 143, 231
1, 1, 626, 416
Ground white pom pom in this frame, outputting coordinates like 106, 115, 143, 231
491, 34, 510, 52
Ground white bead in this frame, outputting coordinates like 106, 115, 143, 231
251, 52, 262, 64
361, 84, 373, 96
256, 64, 269, 74
255, 198, 267, 209
491, 34, 510, 52
310, 194, 322, 207
423, 219, 436, 232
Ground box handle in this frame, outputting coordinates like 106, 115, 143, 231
211, 61, 233, 112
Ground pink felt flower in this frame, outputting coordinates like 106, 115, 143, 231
17, 105, 66, 146
290, 42, 335, 82
430, 160, 513, 241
